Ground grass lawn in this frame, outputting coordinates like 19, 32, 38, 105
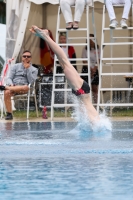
1, 108, 133, 118
111, 108, 133, 117
12, 108, 72, 118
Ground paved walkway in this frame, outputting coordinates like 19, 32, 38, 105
0, 116, 133, 123
0, 117, 75, 123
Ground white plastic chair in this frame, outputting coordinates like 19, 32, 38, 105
0, 75, 6, 119
13, 82, 39, 119
0, 90, 5, 119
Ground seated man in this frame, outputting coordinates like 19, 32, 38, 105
105, 0, 131, 29
0, 50, 38, 120
29, 26, 100, 124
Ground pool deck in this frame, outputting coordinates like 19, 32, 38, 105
0, 116, 133, 123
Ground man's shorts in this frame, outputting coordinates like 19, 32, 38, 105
72, 81, 90, 96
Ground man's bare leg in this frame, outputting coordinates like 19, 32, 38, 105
4, 90, 13, 113
4, 85, 29, 113
5, 85, 29, 93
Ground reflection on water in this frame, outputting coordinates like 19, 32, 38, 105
1, 156, 133, 200
0, 121, 133, 200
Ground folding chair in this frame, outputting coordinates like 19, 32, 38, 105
0, 90, 5, 119
13, 82, 39, 119
0, 59, 14, 119
0, 75, 6, 119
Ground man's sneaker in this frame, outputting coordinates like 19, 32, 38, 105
109, 20, 118, 29
120, 19, 128, 29
5, 113, 13, 120
0, 85, 5, 90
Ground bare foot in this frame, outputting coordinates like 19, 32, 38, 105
29, 26, 49, 39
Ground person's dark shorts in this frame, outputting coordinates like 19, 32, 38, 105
91, 70, 99, 85
72, 81, 90, 96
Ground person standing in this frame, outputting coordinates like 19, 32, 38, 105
81, 34, 100, 104
57, 32, 77, 74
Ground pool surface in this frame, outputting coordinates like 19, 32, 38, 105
0, 121, 133, 200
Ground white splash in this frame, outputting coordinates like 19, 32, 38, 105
71, 97, 112, 133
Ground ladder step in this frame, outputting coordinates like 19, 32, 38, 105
58, 28, 88, 32
104, 63, 133, 65
56, 63, 84, 66
54, 74, 65, 76
79, 73, 90, 76
101, 73, 133, 76
54, 82, 66, 85
58, 43, 87, 46
53, 86, 120, 91
103, 42, 133, 45
99, 103, 133, 107
68, 37, 95, 40
53, 104, 78, 107
54, 73, 90, 76
53, 103, 133, 107
100, 88, 133, 91
53, 89, 71, 91
102, 58, 133, 61
103, 27, 133, 30
56, 58, 89, 61
113, 37, 133, 39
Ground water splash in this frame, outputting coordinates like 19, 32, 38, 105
71, 97, 112, 134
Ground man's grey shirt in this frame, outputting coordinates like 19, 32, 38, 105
6, 63, 38, 85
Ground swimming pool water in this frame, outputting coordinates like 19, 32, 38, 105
0, 121, 133, 200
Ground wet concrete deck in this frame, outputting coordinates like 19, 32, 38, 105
0, 116, 133, 123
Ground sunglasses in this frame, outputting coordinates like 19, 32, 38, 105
22, 55, 31, 58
